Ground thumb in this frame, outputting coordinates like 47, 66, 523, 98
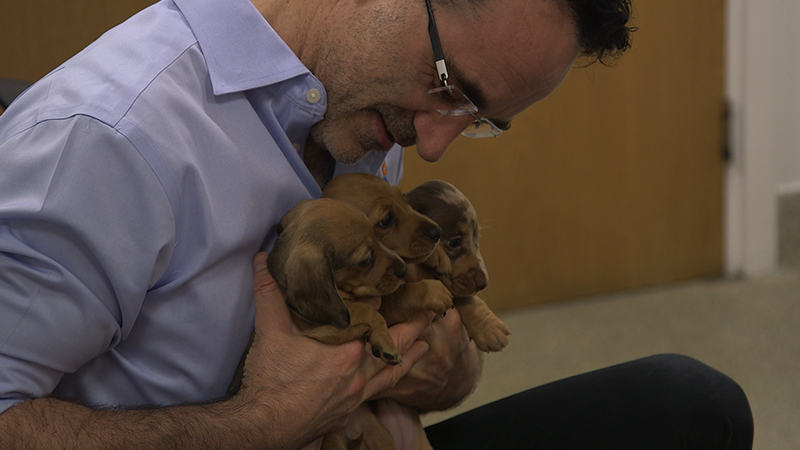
252, 252, 294, 334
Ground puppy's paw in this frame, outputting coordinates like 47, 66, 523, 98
456, 297, 511, 352
470, 318, 511, 352
369, 333, 402, 366
419, 279, 454, 316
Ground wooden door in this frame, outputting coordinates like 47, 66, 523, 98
0, 0, 155, 83
402, 0, 726, 309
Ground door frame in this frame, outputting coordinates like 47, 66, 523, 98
724, 0, 795, 277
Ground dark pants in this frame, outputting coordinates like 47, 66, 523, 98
425, 354, 753, 450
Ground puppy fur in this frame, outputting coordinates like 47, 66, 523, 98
228, 198, 408, 396
322, 173, 455, 321
232, 176, 505, 450
321, 175, 507, 450
404, 180, 510, 352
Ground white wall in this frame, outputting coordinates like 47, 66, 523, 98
725, 0, 800, 277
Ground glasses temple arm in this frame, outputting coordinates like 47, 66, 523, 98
425, 0, 449, 83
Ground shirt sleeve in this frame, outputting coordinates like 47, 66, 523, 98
0, 115, 176, 413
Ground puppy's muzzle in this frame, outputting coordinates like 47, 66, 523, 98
426, 225, 442, 243
473, 269, 488, 292
395, 264, 408, 279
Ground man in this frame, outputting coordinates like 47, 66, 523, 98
0, 0, 753, 447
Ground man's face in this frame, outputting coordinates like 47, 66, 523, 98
307, 0, 579, 164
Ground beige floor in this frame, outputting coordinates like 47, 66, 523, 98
422, 268, 800, 449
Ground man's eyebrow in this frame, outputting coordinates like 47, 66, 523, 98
447, 63, 487, 109
447, 63, 513, 131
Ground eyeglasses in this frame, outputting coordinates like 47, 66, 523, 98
425, 0, 505, 138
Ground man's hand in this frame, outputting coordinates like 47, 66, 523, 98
377, 306, 482, 412
372, 263, 483, 412
231, 253, 436, 449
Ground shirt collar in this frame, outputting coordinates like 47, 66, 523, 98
173, 0, 310, 95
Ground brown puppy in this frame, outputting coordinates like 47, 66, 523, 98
322, 173, 454, 320
320, 174, 459, 450
228, 198, 407, 396
268, 198, 409, 364
229, 198, 411, 450
404, 180, 510, 352
322, 176, 508, 450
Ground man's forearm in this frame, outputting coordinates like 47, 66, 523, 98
0, 396, 274, 450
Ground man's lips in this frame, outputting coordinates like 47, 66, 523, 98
375, 112, 396, 150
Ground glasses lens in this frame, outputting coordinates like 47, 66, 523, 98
461, 118, 502, 138
428, 85, 478, 116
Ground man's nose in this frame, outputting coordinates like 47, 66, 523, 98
413, 111, 474, 162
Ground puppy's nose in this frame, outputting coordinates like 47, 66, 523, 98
474, 270, 488, 291
395, 264, 408, 279
427, 225, 442, 242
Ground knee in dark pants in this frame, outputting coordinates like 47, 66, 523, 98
640, 354, 754, 450
425, 354, 753, 450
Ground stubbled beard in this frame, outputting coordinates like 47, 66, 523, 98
309, 105, 416, 165
308, 119, 379, 165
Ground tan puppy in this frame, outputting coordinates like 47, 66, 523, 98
230, 197, 416, 450
322, 173, 454, 320
404, 180, 510, 352
228, 198, 407, 397
271, 198, 415, 449
268, 198, 410, 362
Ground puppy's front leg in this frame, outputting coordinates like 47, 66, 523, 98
346, 300, 401, 365
455, 295, 510, 352
380, 279, 453, 326
299, 301, 400, 365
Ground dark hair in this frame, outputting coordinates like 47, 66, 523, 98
563, 0, 636, 65
442, 0, 635, 65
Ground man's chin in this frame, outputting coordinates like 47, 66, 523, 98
310, 124, 393, 165
325, 142, 391, 165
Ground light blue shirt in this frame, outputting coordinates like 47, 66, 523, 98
0, 0, 403, 413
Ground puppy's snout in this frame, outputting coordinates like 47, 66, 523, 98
474, 270, 488, 292
426, 225, 442, 242
395, 264, 408, 280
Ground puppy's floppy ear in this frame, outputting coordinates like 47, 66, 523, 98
267, 201, 350, 329
422, 245, 452, 276
280, 242, 351, 328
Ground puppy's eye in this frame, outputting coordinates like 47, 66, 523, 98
377, 213, 395, 229
359, 256, 373, 269
446, 236, 462, 249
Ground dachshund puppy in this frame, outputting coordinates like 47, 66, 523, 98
322, 173, 454, 320
404, 180, 510, 352
267, 198, 409, 364
228, 198, 408, 397
229, 197, 419, 450
321, 176, 508, 450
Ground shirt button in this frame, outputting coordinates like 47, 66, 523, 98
293, 143, 301, 152
306, 89, 321, 104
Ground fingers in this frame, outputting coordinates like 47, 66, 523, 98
388, 310, 437, 355
360, 311, 435, 399
363, 339, 429, 400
